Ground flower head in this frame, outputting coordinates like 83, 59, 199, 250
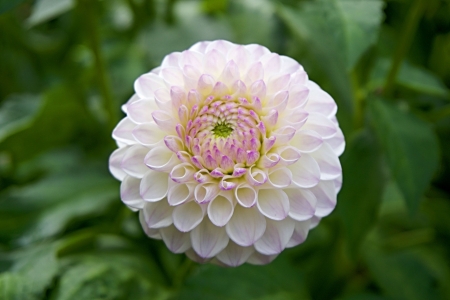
109, 40, 345, 266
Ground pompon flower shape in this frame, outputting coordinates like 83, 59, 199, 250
109, 40, 345, 266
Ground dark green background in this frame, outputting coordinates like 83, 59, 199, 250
1, 0, 450, 299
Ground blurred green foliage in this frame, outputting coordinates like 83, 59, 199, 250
1, 0, 450, 299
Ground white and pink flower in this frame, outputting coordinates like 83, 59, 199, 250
109, 40, 345, 266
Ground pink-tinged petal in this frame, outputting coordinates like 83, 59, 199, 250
144, 146, 178, 172
191, 218, 229, 258
267, 74, 290, 96
310, 216, 322, 229
288, 85, 309, 109
245, 166, 268, 186
267, 168, 292, 188
288, 153, 321, 188
220, 60, 240, 86
245, 62, 264, 84
173, 201, 205, 232
142, 199, 173, 228
216, 241, 254, 267
194, 182, 220, 204
275, 146, 301, 166
140, 170, 169, 202
235, 183, 257, 208
250, 80, 266, 99
132, 123, 165, 147
257, 189, 289, 220
161, 52, 181, 68
246, 252, 278, 265
109, 147, 128, 180
112, 117, 137, 144
285, 189, 317, 221
301, 113, 337, 139
152, 110, 176, 133
261, 109, 278, 129
127, 99, 157, 124
170, 86, 187, 109
245, 44, 271, 60
280, 55, 302, 73
160, 67, 184, 87
205, 40, 234, 55
185, 249, 210, 264
139, 211, 162, 239
204, 49, 226, 77
258, 152, 280, 169
212, 81, 229, 98
122, 94, 140, 113
189, 41, 209, 53
120, 176, 144, 210
310, 143, 342, 180
134, 73, 165, 99
281, 109, 309, 130
160, 225, 191, 253
286, 219, 311, 248
226, 206, 266, 247
290, 129, 323, 153
334, 175, 343, 193
179, 50, 203, 69
170, 163, 196, 183
254, 218, 295, 255
164, 135, 184, 153
305, 81, 338, 117
227, 45, 250, 72
273, 126, 296, 146
309, 180, 336, 217
197, 74, 215, 96
260, 52, 281, 76
121, 145, 150, 178
231, 80, 247, 98
325, 126, 345, 156
167, 183, 193, 206
208, 195, 234, 227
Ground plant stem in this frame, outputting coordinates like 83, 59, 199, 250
383, 0, 425, 97
79, 0, 119, 131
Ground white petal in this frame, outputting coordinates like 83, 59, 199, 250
286, 219, 311, 248
185, 249, 209, 264
257, 189, 289, 220
309, 143, 342, 180
272, 126, 296, 146
247, 252, 277, 265
140, 170, 169, 202
109, 147, 128, 180
204, 49, 226, 78
127, 99, 158, 124
194, 182, 220, 204
161, 52, 181, 68
120, 176, 144, 210
267, 168, 292, 188
139, 211, 161, 239
132, 123, 166, 147
290, 130, 323, 153
121, 145, 150, 178
160, 225, 191, 253
144, 146, 178, 172
170, 163, 196, 183
285, 189, 317, 221
309, 215, 322, 229
305, 81, 337, 117
152, 110, 176, 133
275, 146, 301, 166
301, 113, 337, 139
191, 218, 229, 258
112, 117, 137, 144
254, 218, 295, 255
167, 183, 193, 206
142, 200, 173, 228
226, 206, 266, 247
309, 180, 336, 217
288, 153, 320, 188
160, 67, 184, 87
235, 183, 257, 208
134, 72, 165, 99
324, 126, 345, 156
216, 241, 254, 267
207, 195, 234, 227
173, 201, 205, 232
280, 55, 302, 73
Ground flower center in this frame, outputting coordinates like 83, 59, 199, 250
212, 122, 234, 138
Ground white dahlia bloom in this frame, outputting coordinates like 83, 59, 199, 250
109, 40, 345, 266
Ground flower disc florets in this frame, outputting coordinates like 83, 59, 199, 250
109, 40, 345, 266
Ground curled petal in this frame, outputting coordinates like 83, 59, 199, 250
245, 166, 267, 186
173, 201, 205, 232
273, 126, 296, 146
120, 176, 144, 210
258, 152, 280, 168
195, 182, 220, 204
152, 110, 176, 133
288, 153, 320, 188
257, 189, 289, 220
285, 189, 317, 221
290, 130, 323, 153
140, 170, 169, 202
235, 183, 257, 208
267, 168, 292, 188
170, 163, 196, 183
226, 206, 266, 247
142, 200, 173, 228
168, 183, 194, 206
132, 123, 165, 146
144, 146, 178, 172
164, 135, 185, 153
275, 146, 301, 166
208, 195, 234, 227
191, 218, 229, 258
121, 145, 149, 178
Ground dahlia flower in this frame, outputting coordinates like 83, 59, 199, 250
109, 40, 344, 266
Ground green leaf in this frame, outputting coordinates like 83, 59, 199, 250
337, 129, 386, 255
277, 0, 384, 71
177, 257, 308, 300
26, 0, 75, 27
365, 250, 439, 300
0, 273, 29, 300
0, 94, 42, 143
0, 0, 27, 15
368, 99, 440, 214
